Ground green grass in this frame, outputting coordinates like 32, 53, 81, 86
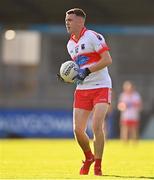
0, 139, 154, 179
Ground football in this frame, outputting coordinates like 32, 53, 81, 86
60, 61, 79, 83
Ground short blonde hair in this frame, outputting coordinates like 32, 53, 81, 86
66, 8, 86, 19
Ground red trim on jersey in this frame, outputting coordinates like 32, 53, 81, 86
70, 27, 87, 43
89, 30, 110, 52
77, 52, 101, 66
73, 47, 109, 67
97, 46, 110, 54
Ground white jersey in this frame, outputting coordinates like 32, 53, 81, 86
67, 27, 112, 90
119, 92, 142, 121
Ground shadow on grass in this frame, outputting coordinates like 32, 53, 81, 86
104, 174, 154, 179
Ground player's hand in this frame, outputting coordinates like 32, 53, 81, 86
57, 73, 65, 82
56, 73, 72, 84
73, 68, 91, 84
57, 73, 69, 83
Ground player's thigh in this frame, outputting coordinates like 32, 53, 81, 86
130, 125, 138, 137
73, 108, 91, 131
92, 103, 109, 129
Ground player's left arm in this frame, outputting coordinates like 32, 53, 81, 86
88, 51, 112, 73
73, 50, 112, 84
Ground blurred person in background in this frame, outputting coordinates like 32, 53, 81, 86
117, 80, 142, 142
58, 8, 112, 175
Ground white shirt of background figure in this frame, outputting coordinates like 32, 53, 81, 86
118, 81, 142, 122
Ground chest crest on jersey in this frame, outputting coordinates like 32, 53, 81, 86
81, 44, 85, 50
74, 44, 86, 54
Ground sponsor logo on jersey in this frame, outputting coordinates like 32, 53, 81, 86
75, 55, 89, 66
75, 46, 79, 54
96, 34, 102, 41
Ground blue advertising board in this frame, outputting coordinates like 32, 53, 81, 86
0, 109, 74, 138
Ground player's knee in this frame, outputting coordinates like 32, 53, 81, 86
92, 123, 103, 135
73, 126, 84, 136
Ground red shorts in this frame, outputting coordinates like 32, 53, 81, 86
121, 120, 139, 127
74, 88, 112, 111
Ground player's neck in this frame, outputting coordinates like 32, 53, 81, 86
73, 33, 80, 41
72, 27, 85, 41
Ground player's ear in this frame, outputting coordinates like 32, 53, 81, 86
77, 16, 85, 25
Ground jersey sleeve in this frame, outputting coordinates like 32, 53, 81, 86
89, 31, 110, 54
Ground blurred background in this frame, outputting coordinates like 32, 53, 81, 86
0, 0, 154, 139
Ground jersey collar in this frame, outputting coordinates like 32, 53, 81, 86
70, 27, 87, 43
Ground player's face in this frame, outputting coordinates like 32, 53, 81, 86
65, 14, 81, 34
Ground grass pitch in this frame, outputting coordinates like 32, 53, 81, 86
0, 139, 154, 180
